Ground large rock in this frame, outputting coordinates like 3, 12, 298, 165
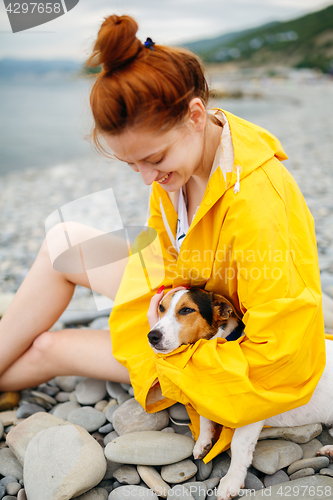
259, 424, 322, 444
105, 431, 194, 466
6, 412, 70, 465
0, 448, 23, 480
252, 440, 303, 474
112, 399, 169, 435
24, 424, 107, 500
75, 379, 107, 405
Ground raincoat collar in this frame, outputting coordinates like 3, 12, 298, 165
154, 108, 288, 247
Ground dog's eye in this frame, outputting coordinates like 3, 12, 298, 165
159, 303, 165, 313
178, 307, 195, 315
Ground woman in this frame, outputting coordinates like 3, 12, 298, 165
0, 15, 326, 460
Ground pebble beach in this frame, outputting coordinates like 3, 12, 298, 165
1, 72, 333, 499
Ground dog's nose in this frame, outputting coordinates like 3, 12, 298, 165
148, 329, 162, 346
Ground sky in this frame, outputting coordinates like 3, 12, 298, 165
0, 0, 332, 61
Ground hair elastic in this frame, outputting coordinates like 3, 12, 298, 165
144, 37, 155, 50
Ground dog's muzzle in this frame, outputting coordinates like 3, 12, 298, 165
148, 328, 163, 347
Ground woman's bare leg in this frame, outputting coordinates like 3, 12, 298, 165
0, 222, 129, 390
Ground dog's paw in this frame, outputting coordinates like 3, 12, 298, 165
317, 445, 333, 458
193, 437, 216, 460
216, 475, 244, 500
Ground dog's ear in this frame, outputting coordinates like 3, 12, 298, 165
211, 293, 239, 325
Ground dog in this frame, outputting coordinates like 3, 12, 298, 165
148, 288, 333, 500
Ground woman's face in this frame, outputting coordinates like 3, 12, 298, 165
103, 104, 209, 193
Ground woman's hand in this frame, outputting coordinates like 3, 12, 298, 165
147, 286, 189, 329
147, 285, 165, 329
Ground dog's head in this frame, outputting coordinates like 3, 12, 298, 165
148, 288, 244, 353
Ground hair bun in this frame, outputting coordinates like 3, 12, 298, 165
87, 15, 142, 72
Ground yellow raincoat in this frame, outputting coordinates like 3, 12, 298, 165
109, 109, 326, 462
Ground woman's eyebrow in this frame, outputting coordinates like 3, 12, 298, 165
114, 148, 166, 163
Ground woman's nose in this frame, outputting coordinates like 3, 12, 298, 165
136, 162, 158, 185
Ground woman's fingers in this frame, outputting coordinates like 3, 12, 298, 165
147, 285, 165, 329
147, 285, 190, 330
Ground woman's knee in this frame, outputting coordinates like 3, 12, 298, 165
31, 330, 57, 361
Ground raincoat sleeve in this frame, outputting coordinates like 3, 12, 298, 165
151, 160, 326, 457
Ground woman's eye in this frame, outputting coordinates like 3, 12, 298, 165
151, 158, 164, 165
178, 307, 195, 315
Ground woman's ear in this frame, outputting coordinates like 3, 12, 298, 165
187, 98, 206, 132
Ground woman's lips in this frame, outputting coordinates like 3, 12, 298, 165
157, 172, 172, 184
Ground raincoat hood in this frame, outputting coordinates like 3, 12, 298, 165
109, 109, 326, 462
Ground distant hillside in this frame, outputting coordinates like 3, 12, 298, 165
0, 58, 81, 78
183, 4, 333, 73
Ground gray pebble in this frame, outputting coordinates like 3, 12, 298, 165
67, 406, 106, 432
203, 477, 221, 490
211, 453, 231, 477
105, 405, 119, 424
103, 460, 124, 480
112, 399, 169, 436
17, 490, 27, 500
37, 384, 59, 397
287, 456, 329, 475
0, 449, 23, 480
264, 469, 289, 487
99, 423, 113, 434
106, 382, 127, 399
75, 378, 107, 405
55, 391, 71, 402
18, 392, 52, 411
0, 420, 3, 441
117, 393, 132, 406
104, 431, 119, 446
318, 428, 333, 446
54, 375, 82, 392
161, 459, 197, 483
30, 390, 57, 406
167, 485, 194, 500
109, 485, 158, 499
244, 471, 264, 490
113, 465, 141, 485
2, 496, 17, 500
75, 488, 109, 499
0, 478, 18, 487
194, 459, 212, 481
16, 403, 46, 419
0, 486, 5, 500
52, 401, 80, 420
320, 468, 333, 477
120, 384, 132, 392
299, 439, 323, 458
183, 481, 206, 500
161, 427, 175, 433
289, 468, 315, 480
168, 404, 190, 422
5, 483, 21, 495
169, 421, 190, 435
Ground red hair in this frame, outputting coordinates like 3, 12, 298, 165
85, 15, 209, 154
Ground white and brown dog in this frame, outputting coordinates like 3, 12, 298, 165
148, 288, 333, 500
